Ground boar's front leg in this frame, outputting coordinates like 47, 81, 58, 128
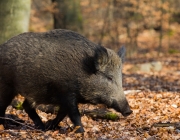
45, 105, 68, 130
66, 93, 84, 133
22, 99, 45, 130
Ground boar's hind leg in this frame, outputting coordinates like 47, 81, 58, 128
0, 83, 15, 126
45, 95, 84, 133
45, 105, 67, 130
22, 99, 45, 130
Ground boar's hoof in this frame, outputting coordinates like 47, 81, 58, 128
74, 126, 84, 133
45, 120, 57, 130
35, 124, 45, 131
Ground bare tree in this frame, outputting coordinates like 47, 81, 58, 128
0, 0, 31, 44
52, 0, 83, 32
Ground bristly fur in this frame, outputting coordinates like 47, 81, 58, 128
0, 29, 132, 133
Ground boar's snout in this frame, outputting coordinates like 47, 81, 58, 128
121, 100, 133, 117
122, 107, 132, 117
111, 99, 132, 117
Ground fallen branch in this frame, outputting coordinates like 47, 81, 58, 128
0, 116, 43, 132
124, 90, 141, 95
152, 122, 180, 129
81, 109, 119, 121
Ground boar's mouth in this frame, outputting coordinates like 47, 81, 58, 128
111, 100, 132, 117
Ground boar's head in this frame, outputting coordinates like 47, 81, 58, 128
81, 46, 132, 117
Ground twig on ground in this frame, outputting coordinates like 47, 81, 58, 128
152, 122, 180, 129
152, 122, 175, 127
0, 116, 43, 133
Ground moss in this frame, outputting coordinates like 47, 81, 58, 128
105, 112, 119, 121
167, 29, 175, 36
14, 102, 23, 110
169, 49, 180, 54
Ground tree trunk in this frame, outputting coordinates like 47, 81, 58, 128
0, 0, 31, 44
52, 0, 83, 32
158, 0, 164, 55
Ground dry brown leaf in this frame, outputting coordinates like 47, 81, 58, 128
0, 125, 4, 131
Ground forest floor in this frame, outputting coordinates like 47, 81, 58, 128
0, 54, 179, 140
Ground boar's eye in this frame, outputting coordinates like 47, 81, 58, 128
107, 76, 113, 81
98, 71, 113, 81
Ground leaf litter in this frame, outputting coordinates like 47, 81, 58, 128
0, 55, 180, 139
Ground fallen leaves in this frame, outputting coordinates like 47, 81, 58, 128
0, 55, 180, 139
0, 125, 4, 131
126, 91, 180, 139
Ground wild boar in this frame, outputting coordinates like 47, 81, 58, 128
0, 29, 132, 133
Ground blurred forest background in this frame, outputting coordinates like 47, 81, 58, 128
0, 0, 180, 57
29, 0, 180, 57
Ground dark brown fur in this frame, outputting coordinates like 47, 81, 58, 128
0, 29, 132, 132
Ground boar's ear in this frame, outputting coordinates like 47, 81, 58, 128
118, 46, 126, 63
94, 47, 109, 71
